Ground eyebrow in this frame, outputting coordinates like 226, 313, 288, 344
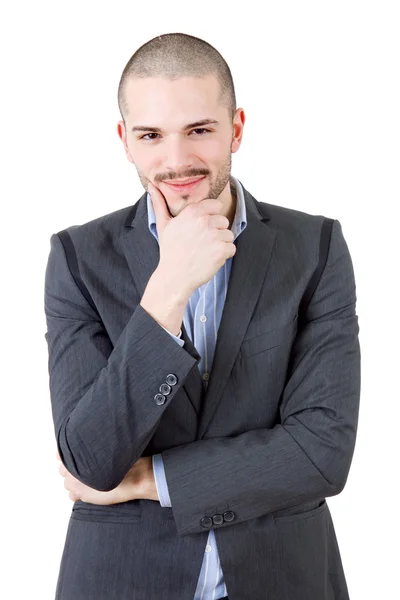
130, 118, 219, 133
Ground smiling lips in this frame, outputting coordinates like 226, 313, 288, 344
163, 176, 206, 192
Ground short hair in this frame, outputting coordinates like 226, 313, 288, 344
117, 32, 236, 126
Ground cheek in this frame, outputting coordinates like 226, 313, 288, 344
203, 138, 225, 159
129, 145, 154, 167
133, 160, 153, 182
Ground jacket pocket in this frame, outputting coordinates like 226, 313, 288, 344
272, 498, 327, 524
71, 500, 142, 523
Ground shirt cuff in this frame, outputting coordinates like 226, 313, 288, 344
152, 454, 172, 507
159, 325, 184, 346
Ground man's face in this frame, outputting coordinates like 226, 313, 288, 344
117, 74, 244, 217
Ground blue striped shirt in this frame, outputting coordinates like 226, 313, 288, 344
148, 175, 247, 599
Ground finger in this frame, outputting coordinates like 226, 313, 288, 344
64, 475, 79, 491
58, 463, 67, 476
147, 181, 172, 234
196, 198, 224, 215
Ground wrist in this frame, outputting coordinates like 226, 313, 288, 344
140, 268, 189, 337
152, 265, 191, 303
145, 456, 159, 501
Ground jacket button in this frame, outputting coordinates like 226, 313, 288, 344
166, 374, 178, 386
223, 510, 235, 522
212, 514, 224, 526
154, 393, 166, 405
159, 383, 172, 395
200, 516, 213, 529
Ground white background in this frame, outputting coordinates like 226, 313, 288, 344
1, 1, 398, 598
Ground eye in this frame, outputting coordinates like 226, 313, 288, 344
140, 132, 159, 141
190, 128, 210, 135
139, 128, 211, 141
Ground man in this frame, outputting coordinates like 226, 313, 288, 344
45, 32, 361, 600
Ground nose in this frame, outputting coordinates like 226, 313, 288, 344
163, 136, 194, 175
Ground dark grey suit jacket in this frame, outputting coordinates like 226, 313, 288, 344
44, 182, 361, 600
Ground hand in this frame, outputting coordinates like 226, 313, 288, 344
56, 450, 159, 504
148, 181, 236, 296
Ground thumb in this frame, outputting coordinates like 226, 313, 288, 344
148, 182, 172, 236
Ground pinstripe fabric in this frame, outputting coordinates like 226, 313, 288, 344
150, 175, 247, 599
45, 173, 360, 598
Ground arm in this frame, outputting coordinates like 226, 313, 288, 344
151, 332, 184, 508
161, 219, 361, 537
44, 232, 197, 492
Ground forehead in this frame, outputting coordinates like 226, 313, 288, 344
124, 75, 222, 121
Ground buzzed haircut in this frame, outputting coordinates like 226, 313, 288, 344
117, 32, 236, 125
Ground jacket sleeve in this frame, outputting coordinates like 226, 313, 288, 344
44, 232, 198, 492
152, 332, 184, 508
160, 326, 183, 340
161, 219, 361, 537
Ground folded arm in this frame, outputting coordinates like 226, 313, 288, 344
160, 219, 361, 537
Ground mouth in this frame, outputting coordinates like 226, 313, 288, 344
162, 176, 206, 192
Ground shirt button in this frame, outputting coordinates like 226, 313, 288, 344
200, 315, 207, 322
202, 372, 209, 381
205, 544, 212, 553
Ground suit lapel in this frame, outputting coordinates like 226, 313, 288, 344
120, 183, 276, 438
196, 187, 276, 438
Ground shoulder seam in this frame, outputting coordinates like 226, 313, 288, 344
57, 229, 100, 319
298, 217, 335, 322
